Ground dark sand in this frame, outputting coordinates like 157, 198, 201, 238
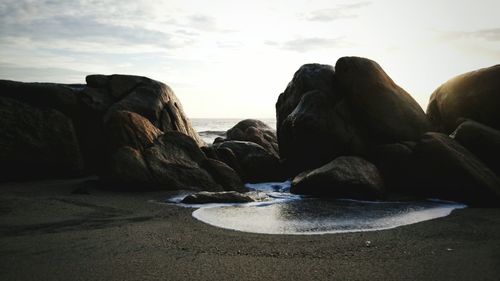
1, 178, 499, 281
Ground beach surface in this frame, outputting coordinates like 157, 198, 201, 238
1, 178, 499, 281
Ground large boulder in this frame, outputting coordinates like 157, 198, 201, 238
427, 65, 500, 133
411, 132, 500, 206
0, 97, 84, 180
210, 141, 284, 183
0, 75, 248, 193
276, 57, 429, 175
86, 74, 205, 146
102, 111, 245, 192
290, 156, 385, 199
451, 120, 500, 176
226, 119, 279, 157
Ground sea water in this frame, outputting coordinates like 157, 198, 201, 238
184, 119, 466, 235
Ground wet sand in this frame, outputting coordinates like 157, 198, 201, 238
1, 178, 500, 281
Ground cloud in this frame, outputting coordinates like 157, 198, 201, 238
441, 28, 500, 41
305, 1, 371, 22
0, 62, 89, 83
266, 37, 347, 52
1, 16, 188, 50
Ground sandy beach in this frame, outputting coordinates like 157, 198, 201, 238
1, 178, 499, 281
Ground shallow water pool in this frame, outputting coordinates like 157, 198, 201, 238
171, 181, 466, 235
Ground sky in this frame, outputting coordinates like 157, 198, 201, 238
0, 0, 499, 118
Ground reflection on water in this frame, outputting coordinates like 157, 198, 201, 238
192, 199, 466, 235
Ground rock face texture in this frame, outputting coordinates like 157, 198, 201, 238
427, 65, 500, 133
276, 57, 429, 175
226, 119, 279, 157
0, 75, 245, 192
411, 133, 500, 206
206, 140, 283, 183
291, 156, 384, 199
181, 191, 269, 204
451, 120, 500, 176
0, 97, 83, 180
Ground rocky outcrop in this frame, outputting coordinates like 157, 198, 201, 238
393, 133, 500, 206
276, 57, 429, 175
290, 156, 384, 199
207, 140, 284, 183
427, 65, 500, 133
0, 75, 248, 192
226, 119, 279, 157
101, 110, 245, 191
181, 191, 269, 204
451, 120, 500, 176
0, 97, 83, 180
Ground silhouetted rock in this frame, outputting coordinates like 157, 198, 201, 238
212, 140, 284, 183
276, 57, 429, 175
0, 97, 83, 180
181, 191, 269, 204
226, 119, 279, 157
201, 158, 246, 192
291, 156, 384, 199
427, 65, 500, 133
0, 75, 249, 193
371, 141, 416, 192
412, 132, 500, 206
141, 132, 224, 191
451, 120, 500, 176
102, 119, 245, 191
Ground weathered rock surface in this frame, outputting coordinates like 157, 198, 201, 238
0, 75, 248, 192
102, 112, 245, 192
411, 132, 500, 206
451, 120, 500, 176
181, 191, 269, 204
226, 119, 279, 157
276, 57, 429, 175
427, 65, 500, 133
291, 156, 385, 199
0, 97, 83, 180
210, 140, 284, 183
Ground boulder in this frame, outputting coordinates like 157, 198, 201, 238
290, 156, 385, 199
427, 65, 500, 133
226, 119, 279, 157
181, 191, 269, 204
276, 57, 429, 175
102, 115, 245, 192
0, 75, 216, 189
0, 97, 84, 180
212, 141, 284, 183
411, 132, 500, 206
104, 110, 162, 151
451, 120, 500, 176
201, 158, 246, 192
371, 141, 416, 193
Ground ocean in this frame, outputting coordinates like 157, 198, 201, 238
191, 118, 276, 144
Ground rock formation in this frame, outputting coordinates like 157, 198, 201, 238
276, 57, 429, 176
427, 65, 500, 133
291, 156, 384, 199
0, 75, 245, 192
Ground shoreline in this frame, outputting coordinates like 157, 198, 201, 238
1, 178, 500, 281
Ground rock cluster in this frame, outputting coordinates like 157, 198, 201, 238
0, 75, 244, 192
2, 59, 499, 206
277, 58, 500, 206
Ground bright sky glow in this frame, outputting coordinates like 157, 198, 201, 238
1, 0, 499, 117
